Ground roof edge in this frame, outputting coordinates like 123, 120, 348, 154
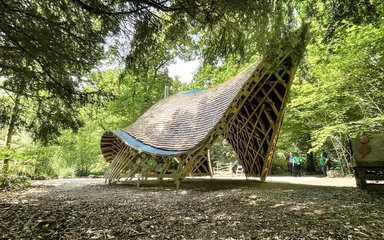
114, 130, 187, 156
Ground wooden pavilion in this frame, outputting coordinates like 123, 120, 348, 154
100, 26, 309, 184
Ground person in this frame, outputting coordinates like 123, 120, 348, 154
292, 152, 302, 177
286, 153, 293, 175
319, 153, 328, 176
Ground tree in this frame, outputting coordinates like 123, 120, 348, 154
277, 16, 384, 174
1, 0, 306, 147
3, 0, 382, 109
1, 0, 114, 148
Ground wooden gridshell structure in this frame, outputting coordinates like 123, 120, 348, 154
101, 28, 308, 184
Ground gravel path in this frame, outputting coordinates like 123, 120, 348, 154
1, 176, 383, 239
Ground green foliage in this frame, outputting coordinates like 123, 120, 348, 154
0, 147, 31, 189
1, 142, 56, 179
0, 172, 31, 189
191, 57, 257, 89
276, 14, 384, 175
303, 0, 383, 43
1, 122, 107, 179
271, 151, 290, 175
210, 137, 237, 165
54, 113, 107, 177
0, 0, 119, 143
1, 0, 115, 97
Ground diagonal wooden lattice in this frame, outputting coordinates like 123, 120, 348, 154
100, 26, 309, 184
223, 61, 293, 180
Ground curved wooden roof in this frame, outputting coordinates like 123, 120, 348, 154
123, 62, 259, 151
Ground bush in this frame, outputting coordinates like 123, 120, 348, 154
55, 126, 107, 177
271, 151, 288, 175
0, 171, 31, 190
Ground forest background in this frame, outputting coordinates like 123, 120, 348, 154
1, 0, 383, 186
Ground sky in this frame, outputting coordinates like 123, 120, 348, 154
167, 58, 200, 84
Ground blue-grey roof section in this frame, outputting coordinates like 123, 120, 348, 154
178, 90, 204, 95
114, 130, 187, 155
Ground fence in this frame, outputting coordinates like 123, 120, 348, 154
213, 162, 243, 176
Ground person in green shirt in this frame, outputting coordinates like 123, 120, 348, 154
319, 153, 328, 176
292, 152, 302, 177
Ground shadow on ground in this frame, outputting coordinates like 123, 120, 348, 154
112, 178, 355, 192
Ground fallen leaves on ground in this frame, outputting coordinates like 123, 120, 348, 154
0, 178, 383, 239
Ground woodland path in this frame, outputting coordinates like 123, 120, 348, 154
1, 176, 383, 239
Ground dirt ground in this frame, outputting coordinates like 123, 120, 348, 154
1, 176, 383, 239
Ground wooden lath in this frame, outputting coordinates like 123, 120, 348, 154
222, 59, 295, 179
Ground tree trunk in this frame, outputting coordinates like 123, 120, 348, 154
2, 94, 20, 173
306, 152, 315, 172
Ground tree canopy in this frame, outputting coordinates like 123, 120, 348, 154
1, 0, 306, 142
2, 0, 381, 102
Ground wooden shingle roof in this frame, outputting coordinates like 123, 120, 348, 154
123, 62, 259, 151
